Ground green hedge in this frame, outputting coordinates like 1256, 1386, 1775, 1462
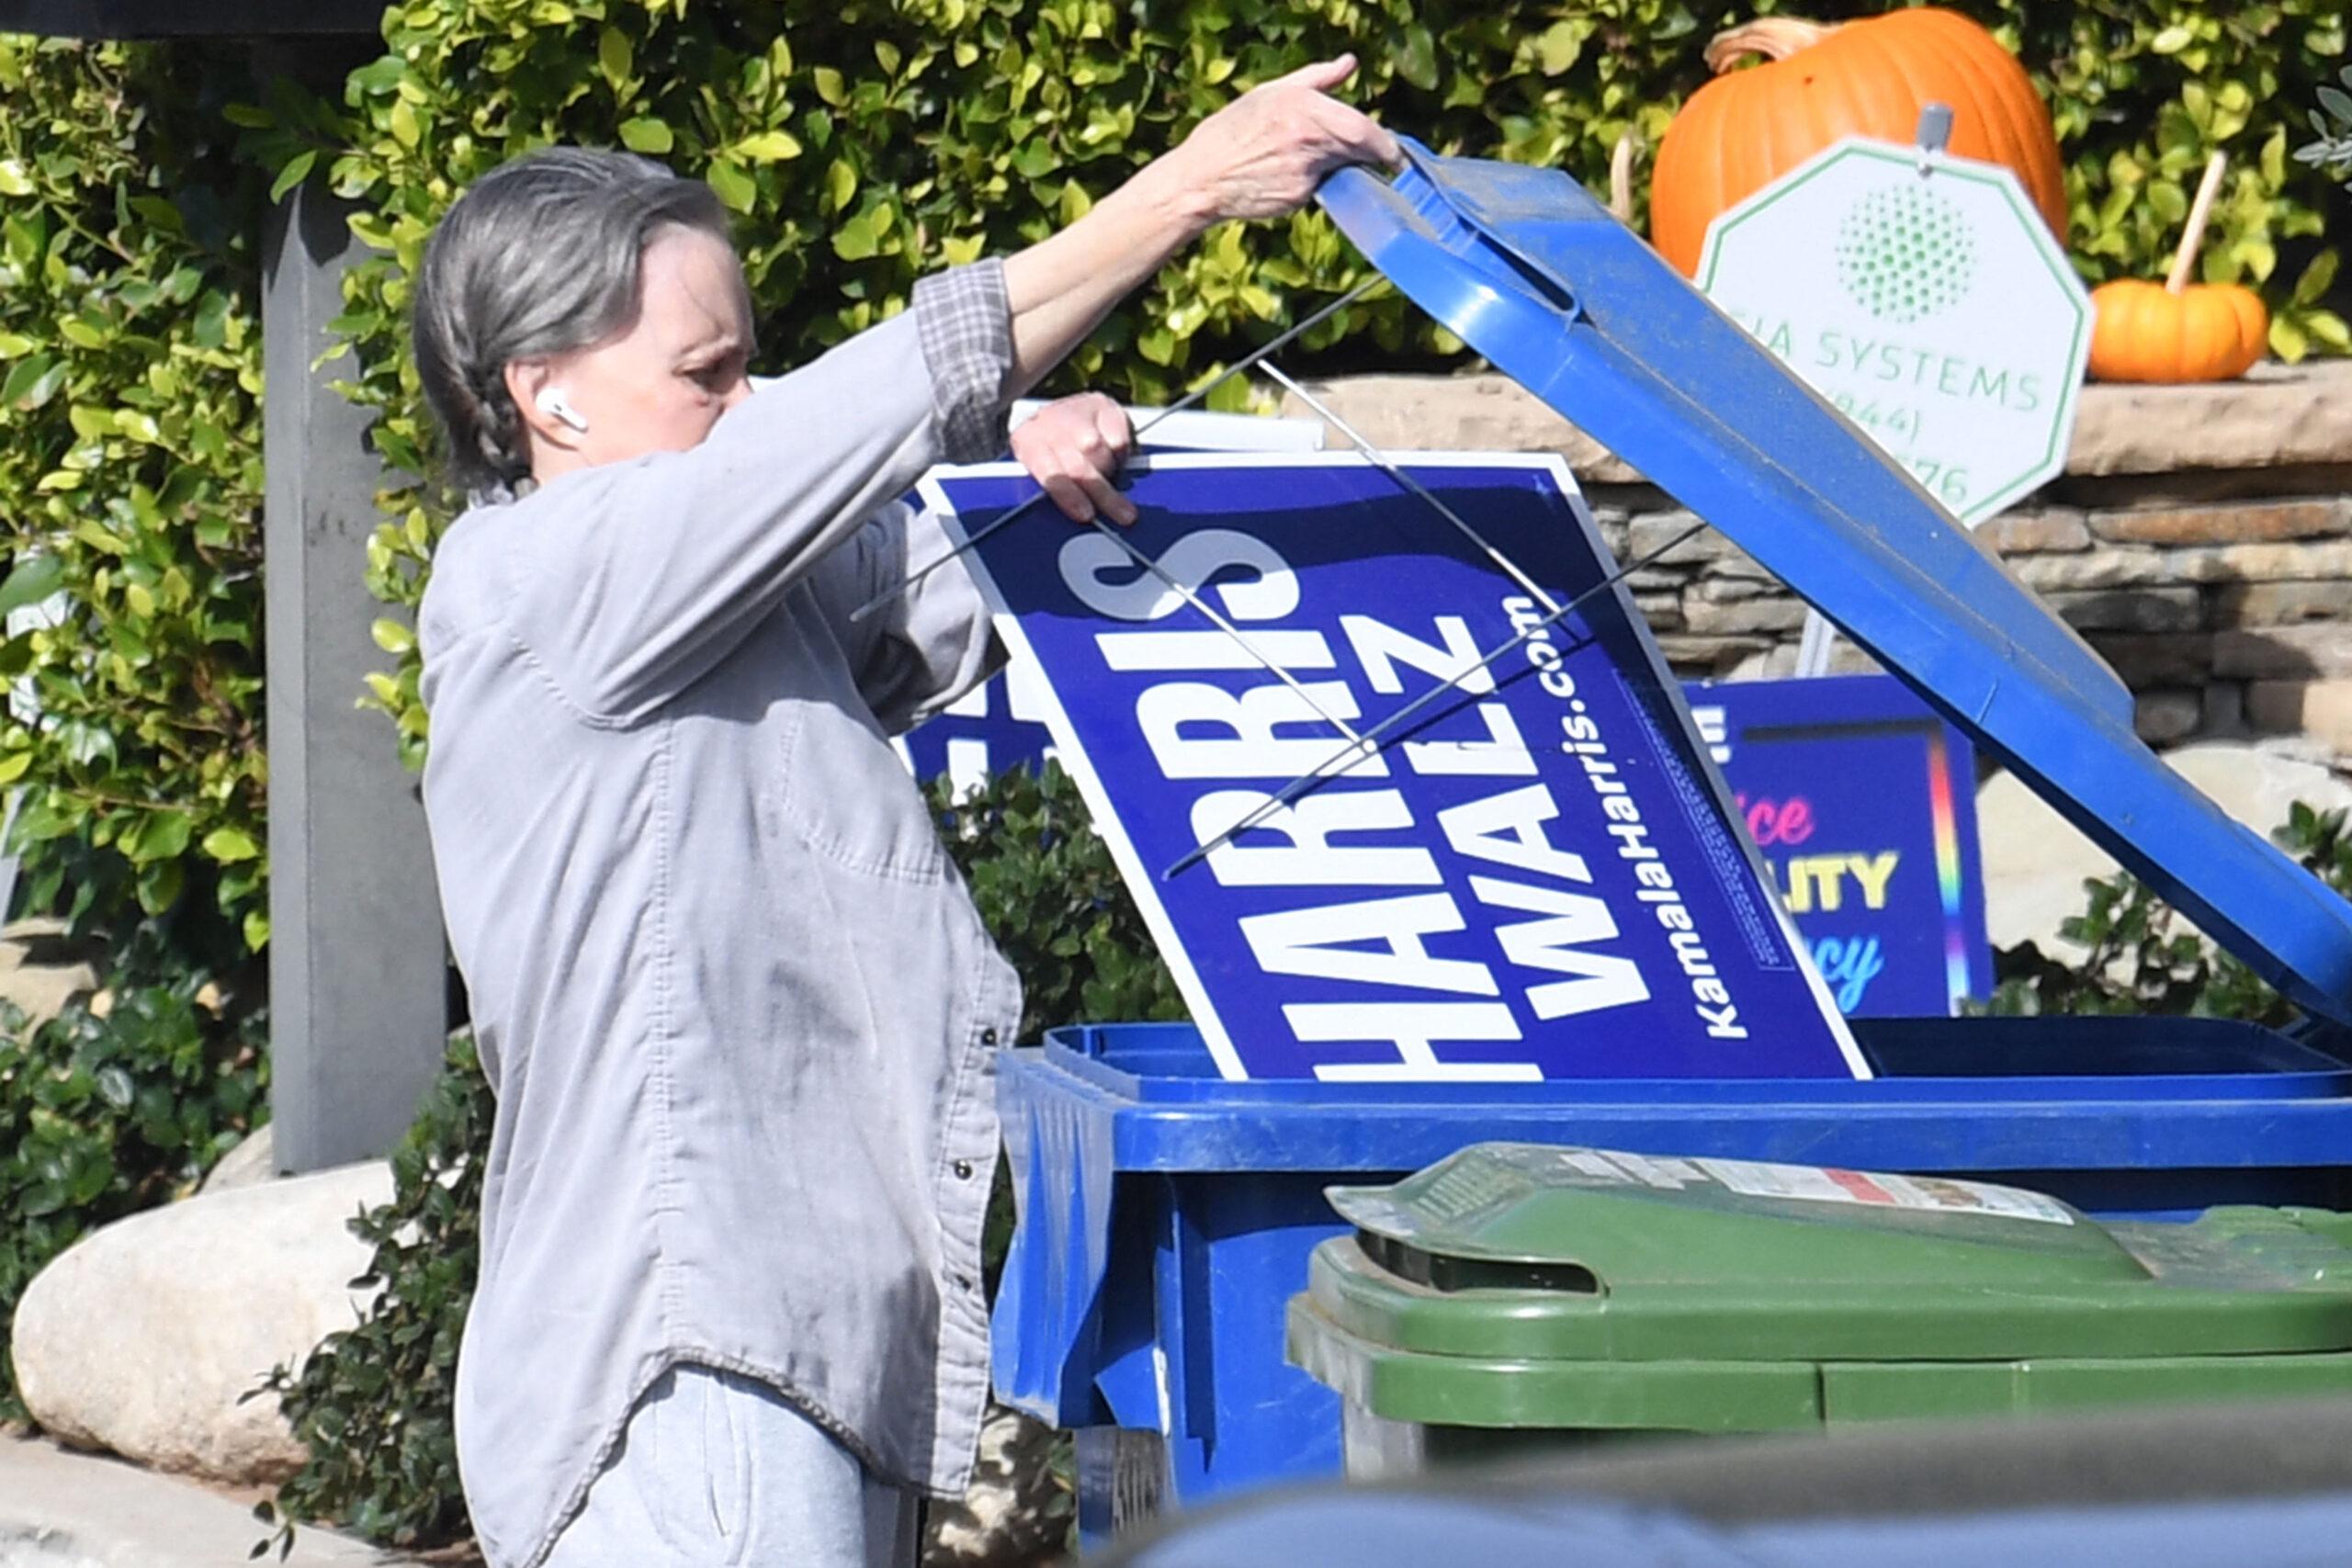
229, 0, 2345, 758
261, 1031, 481, 1552
0, 33, 283, 1450
0, 38, 269, 953
5, 1, 2346, 908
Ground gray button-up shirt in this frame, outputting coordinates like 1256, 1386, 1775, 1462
417, 262, 1023, 1568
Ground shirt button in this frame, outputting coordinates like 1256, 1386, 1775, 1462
953, 1159, 975, 1179
980, 1027, 1000, 1046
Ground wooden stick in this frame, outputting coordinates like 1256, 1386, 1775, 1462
2167, 152, 2229, 294
1609, 132, 1636, 223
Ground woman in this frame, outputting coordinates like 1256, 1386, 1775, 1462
409, 55, 1398, 1568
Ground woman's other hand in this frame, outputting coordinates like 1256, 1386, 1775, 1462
1010, 392, 1137, 525
1169, 55, 1404, 224
997, 55, 1398, 397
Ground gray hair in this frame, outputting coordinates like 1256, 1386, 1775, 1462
412, 146, 734, 502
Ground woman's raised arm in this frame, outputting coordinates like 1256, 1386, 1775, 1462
1000, 55, 1400, 396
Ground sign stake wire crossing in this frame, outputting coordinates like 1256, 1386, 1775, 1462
1075, 513, 1371, 745
1163, 516, 1713, 881
1072, 350, 1615, 805
1258, 362, 1566, 618
853, 277, 1383, 625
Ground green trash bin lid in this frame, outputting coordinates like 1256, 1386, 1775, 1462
1290, 1144, 2352, 1433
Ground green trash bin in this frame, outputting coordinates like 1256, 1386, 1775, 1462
1287, 1142, 2352, 1481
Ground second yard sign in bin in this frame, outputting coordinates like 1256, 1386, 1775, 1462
953, 139, 2352, 1542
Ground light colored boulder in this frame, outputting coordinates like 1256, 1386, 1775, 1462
1977, 740, 2352, 956
193, 1126, 279, 1196
11, 1162, 392, 1487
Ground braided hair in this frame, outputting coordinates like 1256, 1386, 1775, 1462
412, 147, 733, 504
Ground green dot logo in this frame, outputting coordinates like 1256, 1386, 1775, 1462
1835, 181, 1976, 324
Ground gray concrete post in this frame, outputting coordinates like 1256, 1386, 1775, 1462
262, 174, 450, 1172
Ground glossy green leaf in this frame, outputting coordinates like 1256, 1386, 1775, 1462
706, 159, 757, 212
269, 149, 317, 203
832, 211, 877, 260
0, 555, 66, 616
734, 130, 803, 163
1536, 21, 1583, 75
1395, 23, 1440, 91
201, 827, 261, 863
597, 26, 633, 91
618, 116, 674, 154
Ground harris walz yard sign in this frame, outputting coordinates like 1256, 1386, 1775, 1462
926, 454, 1862, 1084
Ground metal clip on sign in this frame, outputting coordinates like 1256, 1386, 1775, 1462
1306, 136, 2352, 1028
1914, 101, 1955, 171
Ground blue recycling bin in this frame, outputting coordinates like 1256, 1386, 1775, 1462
987, 142, 2352, 1543
993, 1018, 2352, 1539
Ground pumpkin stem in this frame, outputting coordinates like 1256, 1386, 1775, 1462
1703, 17, 1840, 73
2165, 152, 2229, 294
1609, 132, 1637, 222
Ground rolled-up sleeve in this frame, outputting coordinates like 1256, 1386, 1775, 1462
914, 259, 1013, 465
492, 260, 1014, 727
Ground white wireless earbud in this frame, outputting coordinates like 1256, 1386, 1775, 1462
536, 388, 591, 434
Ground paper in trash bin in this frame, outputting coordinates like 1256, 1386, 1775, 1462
923, 452, 1863, 1083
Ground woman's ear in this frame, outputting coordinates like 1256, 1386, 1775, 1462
505, 359, 587, 450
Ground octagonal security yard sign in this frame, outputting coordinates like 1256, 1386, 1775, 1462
1695, 138, 2091, 526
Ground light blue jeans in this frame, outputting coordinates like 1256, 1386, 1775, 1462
541, 1364, 918, 1567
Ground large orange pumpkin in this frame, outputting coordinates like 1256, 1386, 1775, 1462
2087, 280, 2267, 382
1652, 9, 2067, 276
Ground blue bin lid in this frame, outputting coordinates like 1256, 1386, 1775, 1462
1316, 141, 2352, 1030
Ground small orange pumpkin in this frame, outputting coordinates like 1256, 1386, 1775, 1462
2087, 279, 2267, 382
1652, 9, 2066, 276
2086, 153, 2268, 383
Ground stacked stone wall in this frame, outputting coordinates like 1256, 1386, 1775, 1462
1281, 363, 2352, 752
